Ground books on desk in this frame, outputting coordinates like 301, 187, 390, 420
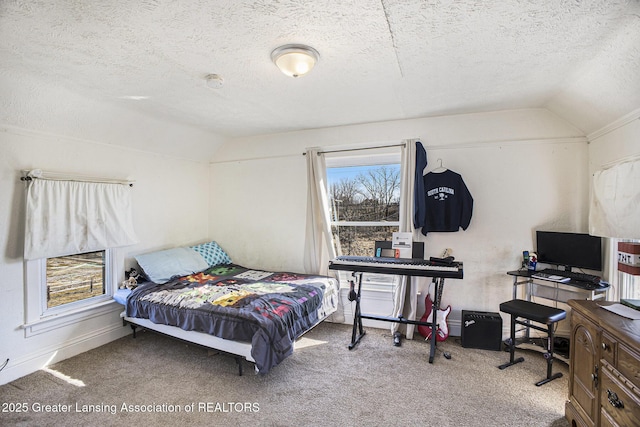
531, 272, 571, 283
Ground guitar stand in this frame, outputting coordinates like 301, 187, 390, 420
348, 272, 448, 364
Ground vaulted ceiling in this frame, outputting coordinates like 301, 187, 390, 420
1, 0, 639, 142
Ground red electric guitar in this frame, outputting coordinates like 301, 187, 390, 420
417, 249, 452, 342
417, 291, 451, 342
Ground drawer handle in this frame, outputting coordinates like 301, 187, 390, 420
601, 342, 609, 351
607, 389, 624, 409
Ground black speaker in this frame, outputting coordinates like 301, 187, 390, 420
461, 310, 503, 351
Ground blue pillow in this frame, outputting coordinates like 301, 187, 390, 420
190, 241, 232, 266
135, 247, 209, 284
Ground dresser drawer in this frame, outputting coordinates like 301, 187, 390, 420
617, 344, 640, 389
600, 366, 640, 427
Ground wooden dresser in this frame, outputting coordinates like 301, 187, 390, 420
565, 300, 640, 427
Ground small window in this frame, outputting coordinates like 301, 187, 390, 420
46, 251, 106, 309
616, 238, 640, 301
24, 248, 120, 336
22, 175, 132, 334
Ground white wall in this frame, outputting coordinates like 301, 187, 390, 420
0, 126, 211, 385
209, 154, 308, 272
209, 108, 590, 336
0, 71, 227, 162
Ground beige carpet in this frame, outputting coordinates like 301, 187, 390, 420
1, 322, 570, 427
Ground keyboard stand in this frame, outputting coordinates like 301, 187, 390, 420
348, 272, 447, 364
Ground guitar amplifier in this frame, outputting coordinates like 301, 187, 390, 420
461, 310, 503, 351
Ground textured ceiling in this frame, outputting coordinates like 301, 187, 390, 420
1, 0, 639, 140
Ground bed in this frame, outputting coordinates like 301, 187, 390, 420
117, 242, 339, 375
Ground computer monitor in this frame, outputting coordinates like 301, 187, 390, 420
536, 231, 602, 272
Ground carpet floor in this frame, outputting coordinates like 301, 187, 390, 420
0, 322, 570, 427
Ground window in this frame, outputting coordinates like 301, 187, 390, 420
22, 174, 136, 335
328, 164, 401, 256
24, 249, 121, 336
326, 146, 402, 290
614, 238, 640, 301
46, 251, 106, 309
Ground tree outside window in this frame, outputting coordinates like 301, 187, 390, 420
328, 164, 401, 257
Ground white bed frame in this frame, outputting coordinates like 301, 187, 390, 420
123, 314, 255, 374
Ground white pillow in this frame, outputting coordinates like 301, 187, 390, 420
135, 247, 208, 284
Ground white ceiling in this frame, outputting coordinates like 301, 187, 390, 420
1, 0, 639, 141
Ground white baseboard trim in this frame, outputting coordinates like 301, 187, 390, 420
0, 321, 130, 385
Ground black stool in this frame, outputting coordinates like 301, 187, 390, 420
498, 299, 566, 386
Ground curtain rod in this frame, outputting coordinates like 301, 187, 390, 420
303, 142, 407, 156
20, 170, 134, 187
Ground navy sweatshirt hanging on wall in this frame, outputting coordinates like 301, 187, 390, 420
414, 143, 474, 235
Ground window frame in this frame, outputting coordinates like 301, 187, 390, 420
325, 146, 403, 290
610, 237, 640, 301
23, 248, 123, 337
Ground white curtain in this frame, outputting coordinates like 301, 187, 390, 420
589, 159, 640, 239
303, 148, 338, 274
391, 139, 420, 339
303, 148, 344, 322
24, 178, 138, 260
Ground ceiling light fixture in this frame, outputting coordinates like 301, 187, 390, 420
271, 44, 319, 78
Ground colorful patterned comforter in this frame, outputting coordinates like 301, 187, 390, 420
126, 264, 338, 373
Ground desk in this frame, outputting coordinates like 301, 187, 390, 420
507, 270, 608, 345
329, 257, 463, 363
507, 270, 608, 303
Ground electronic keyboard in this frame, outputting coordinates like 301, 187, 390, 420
329, 256, 463, 279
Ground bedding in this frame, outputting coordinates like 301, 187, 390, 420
114, 288, 131, 305
134, 247, 209, 284
189, 241, 232, 266
125, 263, 338, 374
